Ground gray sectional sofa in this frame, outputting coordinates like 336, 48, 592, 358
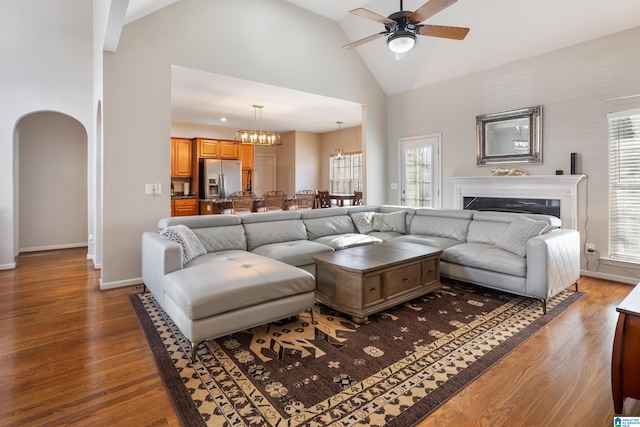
141, 205, 580, 359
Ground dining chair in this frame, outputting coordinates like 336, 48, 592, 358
261, 190, 288, 211
293, 190, 317, 210
229, 191, 255, 213
317, 190, 332, 208
353, 191, 363, 206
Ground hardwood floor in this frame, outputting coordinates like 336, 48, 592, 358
0, 248, 638, 426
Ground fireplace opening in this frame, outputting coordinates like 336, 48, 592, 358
463, 196, 560, 218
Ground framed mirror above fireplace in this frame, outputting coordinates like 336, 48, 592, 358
476, 106, 542, 165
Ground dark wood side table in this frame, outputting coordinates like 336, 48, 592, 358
612, 284, 640, 413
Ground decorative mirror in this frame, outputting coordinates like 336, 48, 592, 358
476, 106, 542, 165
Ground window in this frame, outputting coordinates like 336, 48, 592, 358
608, 109, 640, 262
330, 152, 362, 193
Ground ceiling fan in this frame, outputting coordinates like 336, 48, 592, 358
343, 0, 469, 54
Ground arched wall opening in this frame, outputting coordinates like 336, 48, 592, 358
16, 111, 88, 253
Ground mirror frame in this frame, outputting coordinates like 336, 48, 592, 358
476, 106, 542, 165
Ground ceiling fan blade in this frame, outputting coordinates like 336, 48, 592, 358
343, 32, 386, 49
349, 8, 395, 25
418, 24, 469, 40
409, 0, 458, 23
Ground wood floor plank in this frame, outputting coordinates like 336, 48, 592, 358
0, 248, 638, 426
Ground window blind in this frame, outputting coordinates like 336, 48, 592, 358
609, 109, 640, 261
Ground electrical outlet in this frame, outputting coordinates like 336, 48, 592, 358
585, 243, 595, 254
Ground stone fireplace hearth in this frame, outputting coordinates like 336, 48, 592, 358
450, 175, 585, 229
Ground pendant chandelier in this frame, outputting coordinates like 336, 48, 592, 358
334, 121, 344, 159
235, 105, 282, 146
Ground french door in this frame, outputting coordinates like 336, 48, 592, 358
400, 134, 441, 208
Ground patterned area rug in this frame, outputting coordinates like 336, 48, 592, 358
129, 280, 583, 427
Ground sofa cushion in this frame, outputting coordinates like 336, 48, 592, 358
251, 240, 334, 266
159, 224, 206, 265
466, 221, 510, 245
243, 219, 308, 251
192, 225, 247, 252
410, 215, 471, 242
313, 233, 382, 249
495, 215, 549, 257
372, 211, 406, 233
368, 231, 404, 241
158, 214, 242, 230
387, 234, 462, 250
350, 211, 376, 234
472, 211, 561, 228
303, 215, 356, 240
443, 243, 527, 277
163, 251, 315, 321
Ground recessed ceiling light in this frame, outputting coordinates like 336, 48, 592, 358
220, 117, 227, 122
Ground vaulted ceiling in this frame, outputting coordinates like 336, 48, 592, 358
113, 0, 640, 132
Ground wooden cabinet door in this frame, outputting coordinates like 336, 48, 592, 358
219, 141, 239, 159
240, 144, 254, 169
171, 138, 192, 177
172, 199, 198, 216
197, 138, 220, 158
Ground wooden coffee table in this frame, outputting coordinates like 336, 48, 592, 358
312, 241, 442, 324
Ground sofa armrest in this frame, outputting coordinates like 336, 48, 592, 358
141, 231, 183, 306
525, 229, 580, 300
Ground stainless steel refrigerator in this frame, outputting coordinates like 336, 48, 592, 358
199, 159, 242, 199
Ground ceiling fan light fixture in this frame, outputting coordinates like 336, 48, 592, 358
387, 31, 416, 53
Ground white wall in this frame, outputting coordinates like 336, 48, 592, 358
387, 26, 640, 282
102, 0, 387, 287
0, 0, 94, 270
17, 112, 88, 251
294, 132, 321, 193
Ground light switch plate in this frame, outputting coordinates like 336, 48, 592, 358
145, 184, 161, 195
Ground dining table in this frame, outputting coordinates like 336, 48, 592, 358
330, 193, 355, 207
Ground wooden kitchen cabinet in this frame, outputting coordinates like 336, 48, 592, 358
239, 144, 254, 169
219, 140, 240, 159
239, 144, 254, 191
195, 138, 219, 158
171, 198, 198, 217
195, 138, 239, 159
171, 138, 192, 177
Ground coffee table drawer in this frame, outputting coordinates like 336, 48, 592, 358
424, 258, 439, 284
363, 274, 383, 306
386, 262, 422, 296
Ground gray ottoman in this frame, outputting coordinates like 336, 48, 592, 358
161, 250, 316, 361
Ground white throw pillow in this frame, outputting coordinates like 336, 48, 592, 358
495, 216, 549, 257
372, 211, 407, 233
350, 212, 376, 234
160, 224, 206, 265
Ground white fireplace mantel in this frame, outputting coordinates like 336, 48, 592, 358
450, 175, 586, 229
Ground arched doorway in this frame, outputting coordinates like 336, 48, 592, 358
16, 111, 88, 253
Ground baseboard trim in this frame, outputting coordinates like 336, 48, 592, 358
0, 262, 17, 270
580, 270, 638, 284
100, 277, 142, 290
20, 243, 88, 253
